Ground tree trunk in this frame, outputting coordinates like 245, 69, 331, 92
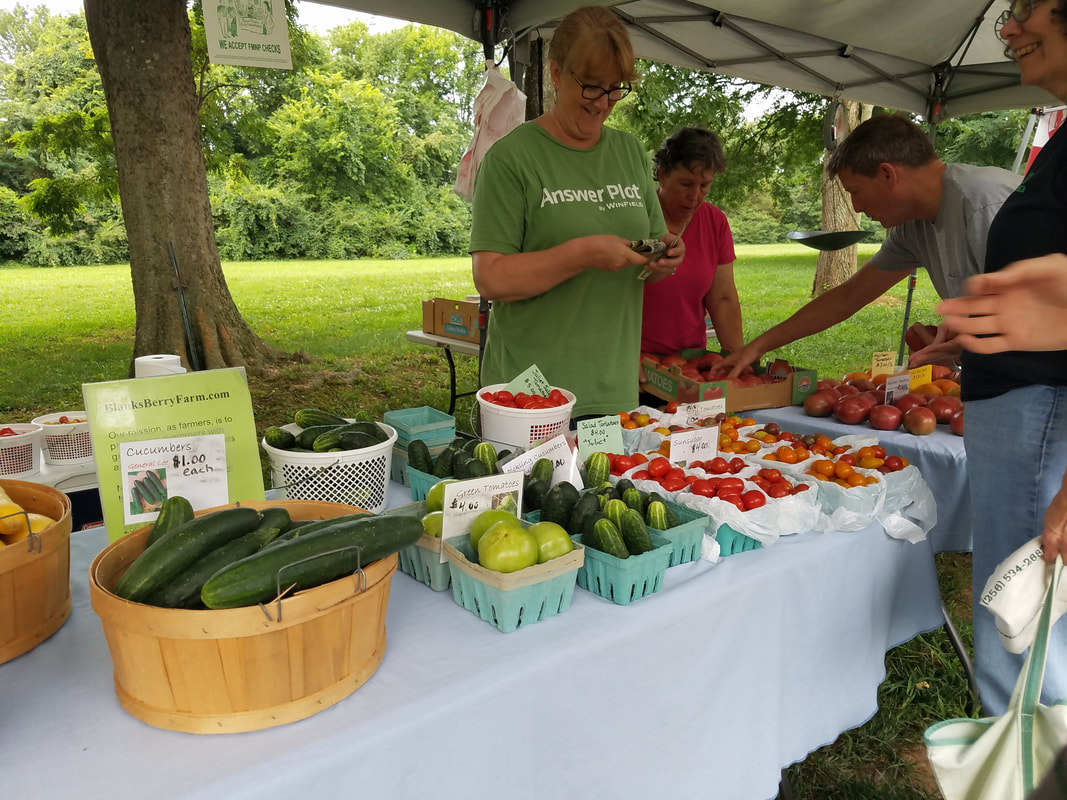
83, 0, 283, 374
812, 100, 873, 297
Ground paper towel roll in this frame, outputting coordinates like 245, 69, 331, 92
134, 354, 187, 378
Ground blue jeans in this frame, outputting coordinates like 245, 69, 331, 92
965, 385, 1067, 716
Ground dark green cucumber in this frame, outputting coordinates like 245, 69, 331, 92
264, 426, 297, 450
258, 511, 374, 550
567, 492, 602, 537
620, 508, 654, 555
147, 524, 283, 609
541, 482, 580, 528
336, 431, 380, 451
407, 439, 433, 473
145, 470, 166, 501
522, 477, 549, 514
529, 457, 554, 485
614, 478, 637, 496
256, 506, 293, 533
313, 421, 388, 451
201, 514, 422, 609
296, 424, 339, 450
145, 495, 195, 547
114, 507, 263, 603
294, 408, 349, 429
130, 482, 148, 512
137, 476, 161, 505
432, 446, 457, 478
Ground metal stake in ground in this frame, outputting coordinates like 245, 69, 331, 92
168, 241, 202, 372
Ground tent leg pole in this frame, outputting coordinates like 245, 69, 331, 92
896, 270, 917, 366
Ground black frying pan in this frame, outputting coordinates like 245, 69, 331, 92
786, 230, 872, 251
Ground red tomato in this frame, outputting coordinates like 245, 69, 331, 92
778, 431, 796, 442
684, 474, 699, 485
720, 495, 745, 512
494, 390, 514, 404
758, 468, 782, 483
631, 469, 652, 481
741, 490, 767, 510
548, 388, 567, 405
728, 457, 747, 474
838, 453, 857, 466
690, 479, 718, 498
664, 467, 686, 482
660, 477, 687, 492
717, 477, 745, 495
687, 460, 705, 471
707, 456, 729, 475
766, 482, 792, 499
648, 457, 671, 478
792, 482, 811, 493
665, 401, 681, 414
630, 453, 649, 466
611, 455, 635, 475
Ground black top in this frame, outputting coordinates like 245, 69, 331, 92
961, 125, 1067, 401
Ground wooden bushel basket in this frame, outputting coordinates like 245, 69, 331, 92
88, 499, 396, 734
0, 479, 73, 664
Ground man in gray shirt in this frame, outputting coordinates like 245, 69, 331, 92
715, 114, 1020, 376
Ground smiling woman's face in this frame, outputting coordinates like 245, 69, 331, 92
548, 61, 626, 147
999, 0, 1067, 101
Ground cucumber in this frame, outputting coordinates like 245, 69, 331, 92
622, 487, 649, 516
529, 457, 554, 486
145, 470, 166, 501
646, 500, 681, 531
114, 507, 263, 603
567, 492, 602, 537
603, 498, 629, 531
586, 515, 629, 559
584, 452, 611, 486
313, 421, 389, 451
541, 482, 580, 528
335, 431, 380, 451
473, 441, 497, 473
294, 408, 349, 428
452, 450, 474, 479
466, 458, 490, 478
254, 512, 375, 551
137, 475, 161, 505
407, 439, 433, 473
257, 506, 293, 533
201, 514, 422, 609
614, 478, 636, 496
620, 508, 654, 555
432, 446, 457, 478
522, 477, 549, 514
147, 523, 284, 609
296, 424, 339, 450
145, 495, 195, 547
263, 426, 296, 450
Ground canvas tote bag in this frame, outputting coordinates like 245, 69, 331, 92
925, 560, 1067, 800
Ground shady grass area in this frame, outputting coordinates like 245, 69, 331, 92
1, 243, 971, 798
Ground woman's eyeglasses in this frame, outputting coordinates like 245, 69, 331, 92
572, 74, 632, 102
996, 0, 1043, 40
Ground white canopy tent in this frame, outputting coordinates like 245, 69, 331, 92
312, 0, 1057, 120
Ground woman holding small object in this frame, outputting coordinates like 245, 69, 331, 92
934, 0, 1067, 718
640, 126, 743, 357
470, 6, 683, 418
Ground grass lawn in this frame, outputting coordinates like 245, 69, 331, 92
0, 247, 968, 798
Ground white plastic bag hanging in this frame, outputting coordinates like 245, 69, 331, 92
454, 64, 526, 201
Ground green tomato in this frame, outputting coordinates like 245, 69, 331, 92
527, 521, 574, 563
477, 521, 538, 573
420, 510, 444, 538
425, 479, 457, 513
469, 508, 519, 554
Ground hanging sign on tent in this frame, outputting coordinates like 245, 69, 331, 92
204, 0, 292, 70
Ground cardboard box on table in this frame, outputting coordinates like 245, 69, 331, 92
421, 298, 480, 344
639, 351, 817, 413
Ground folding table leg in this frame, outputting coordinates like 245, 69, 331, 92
777, 769, 793, 800
443, 346, 458, 415
942, 601, 980, 716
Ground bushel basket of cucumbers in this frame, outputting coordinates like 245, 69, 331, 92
88, 496, 421, 734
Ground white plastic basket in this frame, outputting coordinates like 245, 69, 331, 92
30, 411, 93, 466
477, 383, 576, 449
0, 423, 43, 479
261, 421, 397, 513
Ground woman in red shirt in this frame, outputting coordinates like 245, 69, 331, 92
640, 126, 743, 357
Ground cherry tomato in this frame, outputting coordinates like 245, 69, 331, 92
767, 482, 792, 499
728, 457, 747, 474
838, 453, 857, 466
660, 477, 687, 492
611, 455, 635, 475
665, 401, 680, 414
664, 467, 686, 482
720, 495, 746, 512
631, 469, 652, 481
690, 479, 718, 498
494, 390, 514, 404
758, 468, 782, 483
717, 477, 745, 495
548, 388, 567, 405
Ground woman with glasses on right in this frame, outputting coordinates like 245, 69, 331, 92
949, 0, 1067, 717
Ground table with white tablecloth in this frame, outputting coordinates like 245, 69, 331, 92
751, 405, 971, 554
5, 487, 944, 800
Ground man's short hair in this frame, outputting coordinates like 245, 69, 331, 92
826, 114, 937, 178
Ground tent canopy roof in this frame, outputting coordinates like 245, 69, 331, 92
316, 0, 1056, 118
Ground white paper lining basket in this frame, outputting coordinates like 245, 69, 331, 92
477, 383, 576, 449
0, 423, 43, 479
261, 422, 397, 513
30, 412, 93, 466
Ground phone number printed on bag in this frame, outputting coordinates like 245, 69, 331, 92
982, 547, 1044, 604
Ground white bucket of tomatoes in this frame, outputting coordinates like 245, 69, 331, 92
30, 412, 93, 466
0, 423, 43, 479
477, 384, 576, 449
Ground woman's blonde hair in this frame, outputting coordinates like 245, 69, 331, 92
549, 6, 638, 84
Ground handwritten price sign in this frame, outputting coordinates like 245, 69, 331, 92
576, 416, 625, 462
440, 472, 526, 561
501, 435, 581, 488
669, 426, 718, 466
504, 364, 553, 398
